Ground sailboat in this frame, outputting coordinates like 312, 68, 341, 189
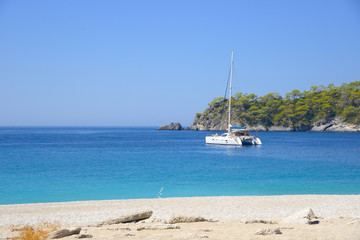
205, 51, 262, 146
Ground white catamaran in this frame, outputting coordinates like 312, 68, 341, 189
205, 51, 262, 146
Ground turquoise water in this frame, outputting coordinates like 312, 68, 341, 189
0, 127, 359, 204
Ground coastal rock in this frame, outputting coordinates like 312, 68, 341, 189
168, 215, 209, 224
188, 118, 360, 132
157, 122, 184, 130
254, 228, 282, 235
294, 124, 312, 131
279, 208, 316, 225
187, 114, 229, 131
137, 224, 180, 231
245, 125, 268, 131
97, 210, 153, 226
311, 119, 333, 131
310, 118, 359, 132
267, 126, 293, 131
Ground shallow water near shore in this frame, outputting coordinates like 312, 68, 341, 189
0, 127, 359, 204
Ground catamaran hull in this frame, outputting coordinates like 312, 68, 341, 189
254, 137, 262, 145
241, 137, 262, 145
206, 136, 262, 146
206, 136, 242, 145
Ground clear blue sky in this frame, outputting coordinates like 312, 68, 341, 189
1, 0, 359, 126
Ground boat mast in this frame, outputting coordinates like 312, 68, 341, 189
228, 50, 234, 134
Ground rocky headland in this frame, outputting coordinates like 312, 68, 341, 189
159, 82, 360, 132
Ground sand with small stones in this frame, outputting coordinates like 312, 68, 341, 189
1, 195, 360, 239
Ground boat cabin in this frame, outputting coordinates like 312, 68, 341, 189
232, 130, 250, 136
230, 127, 250, 137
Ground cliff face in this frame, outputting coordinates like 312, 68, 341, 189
187, 104, 280, 131
309, 118, 360, 132
187, 101, 227, 131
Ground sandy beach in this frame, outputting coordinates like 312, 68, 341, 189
1, 195, 360, 239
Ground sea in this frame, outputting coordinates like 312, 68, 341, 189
0, 127, 359, 205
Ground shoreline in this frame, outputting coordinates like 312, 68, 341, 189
158, 124, 360, 132
1, 195, 360, 226
2, 195, 360, 239
3, 192, 360, 206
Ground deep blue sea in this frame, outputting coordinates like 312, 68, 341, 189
0, 127, 359, 204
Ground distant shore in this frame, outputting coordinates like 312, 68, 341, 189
1, 195, 360, 239
158, 120, 360, 132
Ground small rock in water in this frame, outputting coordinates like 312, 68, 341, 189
157, 122, 184, 130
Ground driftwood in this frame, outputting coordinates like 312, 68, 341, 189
97, 210, 153, 226
46, 227, 81, 239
